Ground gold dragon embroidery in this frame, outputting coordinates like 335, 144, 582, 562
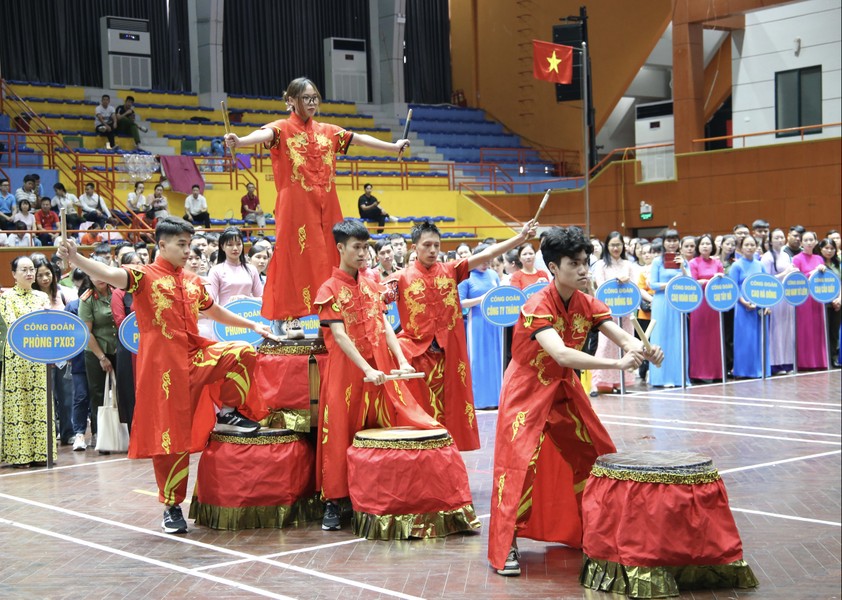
162, 370, 172, 399
183, 279, 203, 319
150, 276, 176, 339
286, 132, 311, 191
344, 384, 352, 410
298, 225, 307, 254
434, 275, 460, 330
497, 473, 506, 507
458, 360, 467, 387
529, 350, 551, 386
314, 132, 336, 192
403, 278, 427, 332
511, 410, 528, 441
302, 286, 311, 313
161, 429, 171, 454
465, 403, 475, 428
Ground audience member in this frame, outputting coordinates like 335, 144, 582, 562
783, 225, 804, 259
79, 183, 111, 228
183, 185, 210, 228
388, 233, 407, 268
792, 231, 829, 370
34, 197, 60, 246
150, 184, 170, 220
114, 95, 145, 151
762, 228, 798, 374
688, 234, 724, 381
819, 238, 841, 366
240, 183, 266, 231
51, 183, 83, 231
95, 94, 118, 150
730, 235, 770, 378
509, 243, 550, 290
208, 227, 264, 306
358, 183, 398, 233
0, 179, 17, 230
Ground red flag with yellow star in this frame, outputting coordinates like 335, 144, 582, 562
532, 40, 573, 84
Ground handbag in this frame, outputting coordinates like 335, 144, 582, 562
95, 371, 130, 453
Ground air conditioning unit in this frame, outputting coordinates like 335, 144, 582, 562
324, 38, 368, 103
101, 17, 152, 90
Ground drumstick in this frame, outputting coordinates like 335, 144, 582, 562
364, 372, 426, 383
630, 316, 652, 352
533, 189, 551, 223
645, 319, 656, 339
59, 207, 68, 243
397, 108, 412, 161
220, 100, 233, 159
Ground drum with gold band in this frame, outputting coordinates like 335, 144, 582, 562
189, 428, 321, 530
252, 337, 327, 432
580, 450, 758, 598
347, 426, 481, 540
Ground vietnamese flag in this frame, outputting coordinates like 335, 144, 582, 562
532, 40, 573, 84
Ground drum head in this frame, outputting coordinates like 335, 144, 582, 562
596, 450, 713, 473
355, 426, 449, 442
212, 427, 294, 439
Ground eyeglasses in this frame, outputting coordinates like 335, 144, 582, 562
299, 95, 320, 105
16, 268, 36, 274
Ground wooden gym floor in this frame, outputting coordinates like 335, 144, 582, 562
1, 370, 840, 599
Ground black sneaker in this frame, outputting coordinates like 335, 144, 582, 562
215, 409, 260, 434
322, 501, 341, 531
496, 547, 521, 576
162, 504, 188, 534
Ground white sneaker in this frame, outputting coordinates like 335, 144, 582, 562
73, 434, 87, 451
285, 318, 305, 340
389, 215, 400, 223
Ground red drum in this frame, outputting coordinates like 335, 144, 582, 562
252, 338, 327, 432
347, 427, 481, 540
580, 450, 758, 598
189, 428, 321, 530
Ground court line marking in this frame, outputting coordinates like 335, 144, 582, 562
0, 516, 296, 600
638, 391, 840, 408
604, 395, 840, 413
730, 507, 841, 527
0, 491, 425, 600
194, 538, 368, 572
0, 456, 129, 478
625, 370, 839, 394
600, 421, 841, 445
718, 449, 842, 474
598, 414, 841, 438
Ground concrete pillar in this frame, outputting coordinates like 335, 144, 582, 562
372, 0, 406, 105
192, 0, 226, 106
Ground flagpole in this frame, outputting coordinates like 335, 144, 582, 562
581, 41, 590, 237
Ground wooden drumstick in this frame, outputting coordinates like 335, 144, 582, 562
398, 108, 412, 161
645, 318, 656, 339
532, 188, 551, 223
631, 316, 652, 352
220, 100, 234, 159
365, 372, 426, 383
59, 207, 68, 243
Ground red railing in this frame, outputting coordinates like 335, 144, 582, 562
692, 122, 841, 147
479, 147, 580, 178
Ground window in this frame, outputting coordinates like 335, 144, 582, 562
775, 66, 822, 137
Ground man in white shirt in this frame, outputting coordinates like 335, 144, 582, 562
79, 182, 112, 228
183, 184, 210, 228
15, 175, 38, 206
95, 94, 117, 150
52, 182, 83, 230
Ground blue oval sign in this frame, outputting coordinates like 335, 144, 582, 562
741, 273, 783, 308
808, 270, 841, 303
481, 285, 527, 327
595, 279, 641, 318
523, 281, 549, 300
118, 312, 140, 354
782, 272, 810, 307
385, 302, 400, 331
7, 309, 90, 364
665, 275, 703, 313
704, 275, 739, 312
213, 299, 270, 345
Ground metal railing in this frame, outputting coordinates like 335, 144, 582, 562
692, 122, 841, 147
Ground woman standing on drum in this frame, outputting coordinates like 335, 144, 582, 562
225, 77, 409, 338
508, 243, 550, 290
648, 229, 684, 387
729, 236, 770, 378
590, 231, 637, 394
792, 231, 829, 370
761, 228, 798, 374
688, 234, 724, 382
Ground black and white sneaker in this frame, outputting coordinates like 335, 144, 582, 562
285, 318, 305, 340
162, 504, 188, 534
322, 501, 341, 531
496, 547, 521, 576
215, 410, 260, 434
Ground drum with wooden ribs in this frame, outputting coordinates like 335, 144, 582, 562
189, 428, 321, 530
346, 426, 481, 540
580, 450, 758, 598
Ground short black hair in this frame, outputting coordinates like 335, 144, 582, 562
374, 238, 391, 253
0, 179, 9, 186
85, 182, 94, 189
113, 241, 133, 254
540, 226, 593, 267
388, 232, 405, 243
752, 219, 769, 229
790, 224, 805, 234
101, 94, 110, 100
664, 228, 680, 240
125, 95, 135, 102
410, 220, 440, 244
53, 182, 66, 192
332, 219, 370, 245
191, 184, 201, 190
93, 242, 112, 256
733, 223, 748, 232
155, 216, 195, 243
23, 174, 34, 183
134, 241, 148, 251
